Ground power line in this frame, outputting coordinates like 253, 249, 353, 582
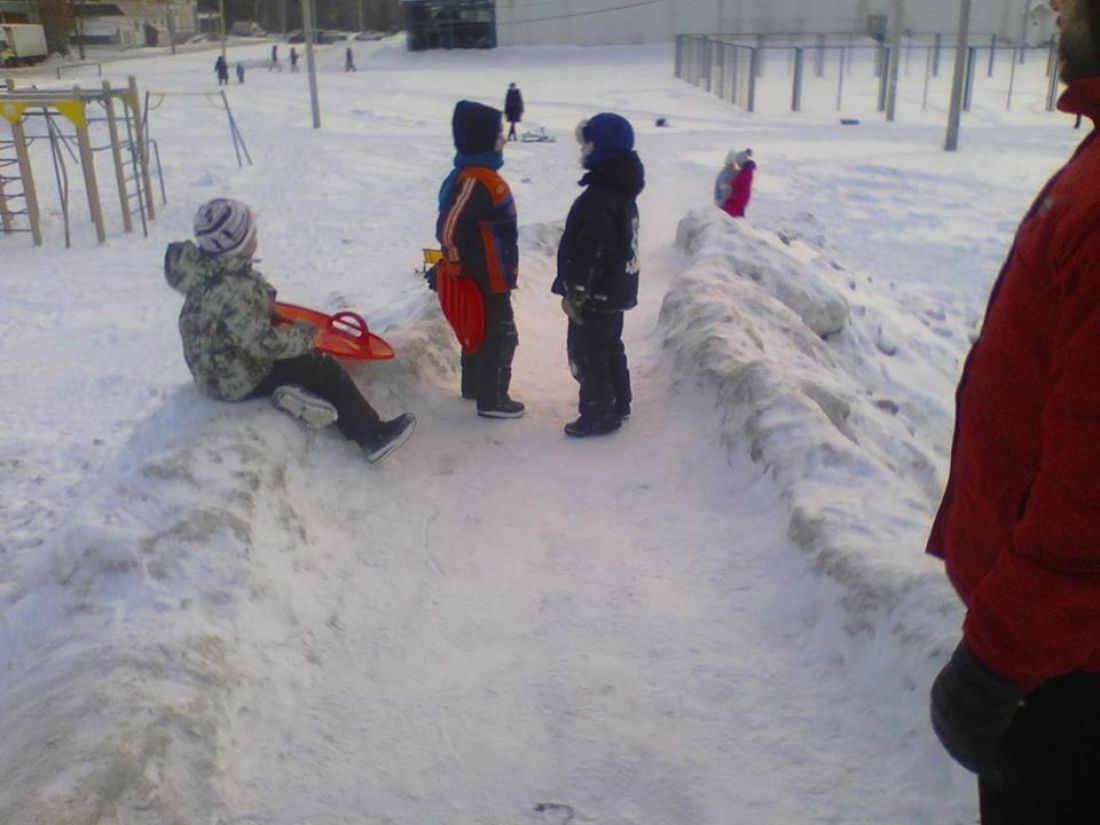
496, 0, 667, 27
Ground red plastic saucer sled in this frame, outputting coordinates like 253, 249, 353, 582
274, 302, 395, 361
434, 258, 485, 354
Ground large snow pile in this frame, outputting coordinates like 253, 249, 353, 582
660, 209, 961, 637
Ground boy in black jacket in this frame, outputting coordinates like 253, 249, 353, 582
552, 113, 644, 438
437, 100, 524, 418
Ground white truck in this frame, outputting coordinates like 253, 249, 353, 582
0, 23, 48, 67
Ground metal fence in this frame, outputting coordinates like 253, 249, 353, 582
675, 33, 1062, 117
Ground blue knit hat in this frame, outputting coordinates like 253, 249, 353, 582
578, 113, 634, 168
452, 100, 502, 153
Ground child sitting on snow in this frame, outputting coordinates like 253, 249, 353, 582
714, 148, 755, 219
551, 113, 644, 437
164, 198, 416, 463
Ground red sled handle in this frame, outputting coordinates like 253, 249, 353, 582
329, 311, 369, 338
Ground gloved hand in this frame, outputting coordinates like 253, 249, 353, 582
423, 263, 438, 292
930, 641, 1025, 783
561, 288, 587, 325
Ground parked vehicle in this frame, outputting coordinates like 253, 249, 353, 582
0, 23, 48, 67
287, 29, 345, 44
230, 21, 266, 37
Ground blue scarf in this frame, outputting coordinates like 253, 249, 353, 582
438, 150, 504, 208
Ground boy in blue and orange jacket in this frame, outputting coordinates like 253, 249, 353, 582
436, 100, 524, 418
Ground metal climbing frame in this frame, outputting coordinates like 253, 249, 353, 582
0, 76, 163, 247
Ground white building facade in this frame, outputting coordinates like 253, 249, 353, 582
495, 0, 1054, 47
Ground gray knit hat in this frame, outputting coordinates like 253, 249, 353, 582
193, 198, 255, 257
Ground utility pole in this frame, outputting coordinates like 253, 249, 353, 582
301, 0, 321, 128
73, 0, 86, 60
1021, 0, 1033, 62
885, 0, 903, 121
945, 0, 972, 151
218, 0, 227, 62
166, 0, 177, 55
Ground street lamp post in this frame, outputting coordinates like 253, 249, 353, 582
945, 0, 973, 151
218, 0, 227, 62
301, 0, 321, 128
885, 0, 903, 121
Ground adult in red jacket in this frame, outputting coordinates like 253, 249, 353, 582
928, 1, 1100, 821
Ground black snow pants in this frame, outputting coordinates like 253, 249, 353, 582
978, 671, 1100, 824
249, 351, 382, 443
566, 310, 631, 420
461, 291, 519, 408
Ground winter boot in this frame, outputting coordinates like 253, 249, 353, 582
477, 397, 525, 419
272, 385, 339, 428
359, 413, 417, 463
564, 415, 621, 438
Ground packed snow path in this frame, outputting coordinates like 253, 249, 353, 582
224, 247, 916, 825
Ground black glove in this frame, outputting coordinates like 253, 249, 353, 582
561, 288, 587, 324
930, 641, 1025, 782
423, 263, 438, 292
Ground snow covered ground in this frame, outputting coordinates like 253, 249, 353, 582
0, 37, 1083, 824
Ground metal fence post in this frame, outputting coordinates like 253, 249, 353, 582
933, 32, 942, 77
964, 46, 976, 111
704, 38, 713, 93
747, 48, 758, 111
1046, 48, 1062, 110
988, 34, 996, 76
815, 33, 826, 77
1007, 46, 1018, 110
877, 47, 891, 111
836, 46, 846, 110
792, 47, 804, 111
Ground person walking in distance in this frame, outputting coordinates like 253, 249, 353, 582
928, 1, 1100, 822
504, 82, 524, 141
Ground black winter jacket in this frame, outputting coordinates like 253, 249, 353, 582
505, 88, 524, 122
552, 150, 644, 312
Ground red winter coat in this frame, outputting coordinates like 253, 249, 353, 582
927, 77, 1100, 690
721, 161, 755, 218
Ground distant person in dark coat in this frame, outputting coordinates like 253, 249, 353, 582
289, 47, 299, 72
235, 62, 245, 83
504, 82, 524, 141
551, 113, 644, 438
345, 46, 356, 71
214, 54, 229, 85
269, 43, 278, 70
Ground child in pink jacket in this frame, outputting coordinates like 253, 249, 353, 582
714, 149, 755, 218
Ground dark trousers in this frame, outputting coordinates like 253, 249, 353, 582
508, 121, 518, 140
566, 310, 631, 420
979, 671, 1100, 824
249, 351, 381, 444
461, 291, 518, 407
